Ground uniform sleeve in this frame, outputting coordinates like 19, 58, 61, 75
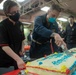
34, 16, 53, 38
0, 24, 9, 47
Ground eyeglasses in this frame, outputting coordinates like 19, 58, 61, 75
8, 10, 20, 15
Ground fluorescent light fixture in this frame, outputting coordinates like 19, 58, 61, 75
17, 0, 25, 2
58, 18, 67, 22
41, 6, 50, 12
0, 0, 6, 10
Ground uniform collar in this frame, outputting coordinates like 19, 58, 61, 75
41, 14, 47, 23
69, 22, 76, 27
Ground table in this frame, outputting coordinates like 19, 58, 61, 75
3, 69, 39, 75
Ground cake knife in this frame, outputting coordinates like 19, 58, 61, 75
61, 45, 72, 55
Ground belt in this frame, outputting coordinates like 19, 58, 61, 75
32, 38, 54, 53
32, 39, 49, 45
32, 39, 42, 45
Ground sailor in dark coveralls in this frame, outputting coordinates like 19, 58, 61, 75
30, 4, 67, 59
63, 15, 76, 49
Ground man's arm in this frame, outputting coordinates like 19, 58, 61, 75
34, 16, 53, 38
34, 16, 67, 48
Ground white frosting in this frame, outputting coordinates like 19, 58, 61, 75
26, 48, 76, 75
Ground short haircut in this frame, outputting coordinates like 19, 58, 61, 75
50, 4, 61, 12
3, 0, 18, 15
69, 15, 74, 19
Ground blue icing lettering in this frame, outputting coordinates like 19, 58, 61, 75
48, 53, 63, 59
72, 71, 76, 75
37, 53, 63, 62
52, 61, 57, 65
70, 61, 76, 70
37, 57, 49, 62
52, 60, 62, 65
52, 55, 72, 65
57, 60, 62, 64
74, 61, 76, 65
54, 54, 63, 58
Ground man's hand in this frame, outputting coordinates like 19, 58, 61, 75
53, 33, 67, 48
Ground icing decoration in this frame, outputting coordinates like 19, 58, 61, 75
25, 70, 28, 73
27, 62, 31, 65
54, 52, 58, 54
37, 53, 63, 62
24, 64, 26, 69
39, 62, 43, 65
26, 66, 66, 74
70, 61, 76, 70
28, 72, 39, 75
44, 55, 47, 58
52, 53, 63, 58
66, 69, 70, 75
61, 65, 67, 72
52, 55, 71, 65
72, 71, 76, 75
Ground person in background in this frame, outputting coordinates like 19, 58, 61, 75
0, 0, 25, 70
27, 30, 32, 45
30, 4, 67, 59
62, 15, 76, 49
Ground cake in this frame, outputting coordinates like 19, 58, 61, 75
26, 48, 76, 75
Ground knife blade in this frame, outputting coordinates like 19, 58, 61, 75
61, 45, 72, 55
